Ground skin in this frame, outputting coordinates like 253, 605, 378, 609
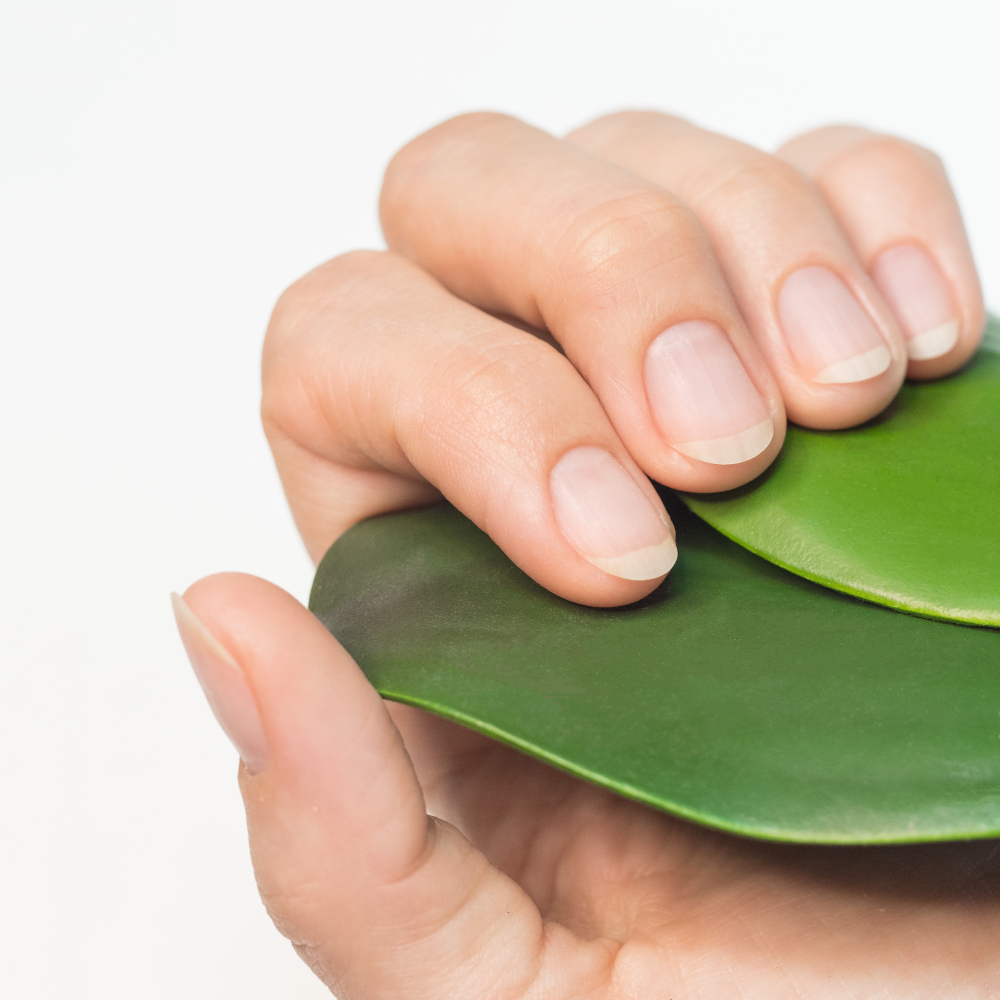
180, 112, 996, 996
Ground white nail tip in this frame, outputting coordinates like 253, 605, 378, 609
584, 537, 679, 581
814, 345, 892, 384
906, 320, 959, 361
673, 418, 774, 466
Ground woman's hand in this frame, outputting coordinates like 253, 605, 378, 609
174, 575, 1000, 998
174, 114, 994, 996
262, 111, 983, 607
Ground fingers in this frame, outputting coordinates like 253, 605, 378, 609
778, 125, 985, 379
263, 250, 676, 608
173, 574, 616, 999
270, 113, 977, 611
566, 112, 908, 430
380, 113, 785, 484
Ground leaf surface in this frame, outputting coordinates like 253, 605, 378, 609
681, 320, 1000, 626
310, 497, 1000, 844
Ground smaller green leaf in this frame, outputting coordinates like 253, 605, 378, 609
310, 498, 1000, 845
681, 318, 1000, 626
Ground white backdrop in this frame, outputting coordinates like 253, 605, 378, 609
3, 1, 998, 996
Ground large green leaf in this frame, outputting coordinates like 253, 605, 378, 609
310, 497, 1000, 844
681, 319, 1000, 626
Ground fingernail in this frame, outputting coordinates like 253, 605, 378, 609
644, 320, 773, 465
171, 592, 268, 775
870, 245, 959, 361
550, 447, 677, 581
778, 266, 891, 384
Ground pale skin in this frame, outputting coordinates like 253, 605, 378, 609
174, 112, 1000, 997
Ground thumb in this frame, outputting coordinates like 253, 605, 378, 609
173, 573, 611, 999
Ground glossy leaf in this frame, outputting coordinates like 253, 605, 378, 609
681, 320, 1000, 626
310, 497, 1000, 844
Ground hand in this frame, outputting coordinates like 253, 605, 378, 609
261, 111, 983, 607
174, 575, 1000, 997
176, 113, 992, 996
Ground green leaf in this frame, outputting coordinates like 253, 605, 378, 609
681, 318, 1000, 626
310, 497, 1000, 845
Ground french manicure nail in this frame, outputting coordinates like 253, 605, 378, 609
550, 447, 677, 581
171, 592, 268, 774
871, 245, 959, 361
778, 266, 891, 384
644, 320, 773, 465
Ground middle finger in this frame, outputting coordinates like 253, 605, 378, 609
567, 111, 909, 429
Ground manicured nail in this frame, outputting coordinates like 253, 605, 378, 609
171, 592, 268, 774
870, 245, 959, 361
550, 447, 677, 581
644, 320, 773, 465
778, 266, 891, 384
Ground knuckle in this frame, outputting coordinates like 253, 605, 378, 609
598, 109, 685, 129
267, 251, 375, 342
571, 109, 687, 144
425, 110, 520, 142
550, 190, 703, 300
265, 250, 394, 355
381, 111, 521, 214
697, 151, 812, 212
430, 338, 545, 412
412, 337, 562, 451
261, 250, 396, 413
838, 134, 945, 179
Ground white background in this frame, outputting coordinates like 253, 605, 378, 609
3, 1, 999, 996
